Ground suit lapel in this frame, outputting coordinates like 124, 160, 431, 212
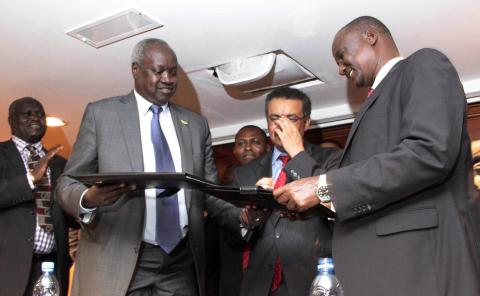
118, 92, 144, 172
340, 91, 380, 164
170, 104, 193, 210
3, 140, 26, 174
259, 152, 286, 226
256, 153, 272, 182
340, 61, 403, 165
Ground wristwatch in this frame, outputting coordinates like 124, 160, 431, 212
316, 174, 331, 203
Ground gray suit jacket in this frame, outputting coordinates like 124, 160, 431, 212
56, 91, 240, 296
292, 49, 480, 295
233, 143, 341, 296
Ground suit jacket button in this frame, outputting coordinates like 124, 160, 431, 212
27, 237, 33, 242
275, 233, 281, 239
30, 210, 35, 215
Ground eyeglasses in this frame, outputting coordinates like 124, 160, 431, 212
268, 114, 305, 123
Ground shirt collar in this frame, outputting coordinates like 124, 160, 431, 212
372, 56, 404, 89
12, 135, 42, 151
271, 146, 288, 165
133, 89, 169, 115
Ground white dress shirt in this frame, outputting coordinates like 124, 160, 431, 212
134, 90, 188, 244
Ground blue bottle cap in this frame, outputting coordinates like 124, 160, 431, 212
317, 257, 335, 274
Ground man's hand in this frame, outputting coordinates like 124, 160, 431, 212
273, 176, 320, 211
240, 204, 271, 230
30, 145, 63, 183
273, 117, 305, 157
82, 183, 136, 208
255, 177, 273, 190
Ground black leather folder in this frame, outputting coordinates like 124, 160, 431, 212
70, 172, 334, 218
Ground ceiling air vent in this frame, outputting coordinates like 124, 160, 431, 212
214, 51, 323, 93
66, 8, 163, 48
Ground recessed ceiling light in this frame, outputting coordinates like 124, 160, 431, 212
46, 116, 67, 127
66, 8, 163, 48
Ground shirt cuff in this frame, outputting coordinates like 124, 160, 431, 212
79, 189, 96, 224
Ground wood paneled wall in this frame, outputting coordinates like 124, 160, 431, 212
213, 102, 480, 180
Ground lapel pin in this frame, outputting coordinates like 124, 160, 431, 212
180, 119, 189, 125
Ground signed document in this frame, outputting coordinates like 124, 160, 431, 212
70, 172, 334, 218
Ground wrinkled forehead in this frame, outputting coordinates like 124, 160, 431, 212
144, 44, 177, 63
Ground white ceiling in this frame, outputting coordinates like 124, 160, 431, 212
1, 0, 480, 152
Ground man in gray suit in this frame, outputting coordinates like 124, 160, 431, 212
56, 39, 241, 296
274, 16, 480, 295
234, 88, 341, 296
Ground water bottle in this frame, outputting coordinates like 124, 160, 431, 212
309, 257, 344, 296
32, 261, 60, 296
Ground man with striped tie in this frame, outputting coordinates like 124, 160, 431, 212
0, 97, 75, 296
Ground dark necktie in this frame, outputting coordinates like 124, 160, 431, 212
270, 155, 290, 293
26, 145, 53, 232
150, 105, 182, 254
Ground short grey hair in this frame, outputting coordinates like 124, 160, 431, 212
131, 38, 172, 67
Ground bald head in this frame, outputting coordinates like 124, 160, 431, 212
338, 16, 394, 42
332, 16, 400, 88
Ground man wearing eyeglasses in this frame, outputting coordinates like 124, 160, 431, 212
233, 87, 341, 296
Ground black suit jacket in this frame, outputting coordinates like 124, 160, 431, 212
233, 143, 341, 296
0, 140, 73, 296
291, 49, 480, 295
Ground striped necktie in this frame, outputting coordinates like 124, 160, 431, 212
26, 145, 53, 232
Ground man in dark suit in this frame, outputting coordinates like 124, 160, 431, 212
234, 87, 341, 296
0, 97, 72, 296
216, 125, 269, 296
274, 16, 480, 295
56, 38, 242, 296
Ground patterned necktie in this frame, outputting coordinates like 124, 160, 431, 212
270, 155, 290, 293
26, 145, 53, 232
150, 105, 182, 254
367, 87, 374, 97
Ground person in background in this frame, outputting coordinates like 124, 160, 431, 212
318, 140, 341, 149
213, 125, 269, 296
234, 87, 341, 296
0, 97, 76, 296
472, 140, 480, 189
56, 38, 243, 296
220, 125, 269, 185
274, 16, 480, 295
233, 125, 269, 166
